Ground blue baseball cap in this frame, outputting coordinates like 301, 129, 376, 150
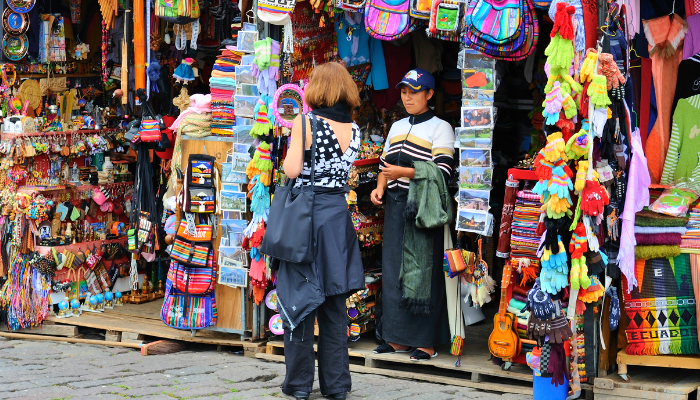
395, 68, 435, 92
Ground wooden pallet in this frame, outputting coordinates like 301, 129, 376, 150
595, 365, 700, 400
258, 338, 533, 395
45, 302, 266, 356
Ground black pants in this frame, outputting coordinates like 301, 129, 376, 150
282, 294, 350, 396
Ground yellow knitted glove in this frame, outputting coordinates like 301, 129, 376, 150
579, 263, 591, 289
543, 132, 566, 162
587, 75, 612, 109
562, 93, 577, 119
575, 160, 588, 193
570, 258, 582, 290
580, 49, 598, 82
563, 74, 582, 94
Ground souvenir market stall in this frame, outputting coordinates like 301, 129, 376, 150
1, 0, 700, 396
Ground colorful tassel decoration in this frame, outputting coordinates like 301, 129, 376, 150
587, 75, 612, 109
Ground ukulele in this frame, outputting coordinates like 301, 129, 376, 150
488, 262, 521, 362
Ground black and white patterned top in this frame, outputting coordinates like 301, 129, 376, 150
294, 118, 361, 188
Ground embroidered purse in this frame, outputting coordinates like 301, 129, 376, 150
410, 0, 432, 19
468, 0, 522, 45
172, 257, 216, 295
170, 224, 213, 267
364, 0, 411, 41
161, 276, 217, 329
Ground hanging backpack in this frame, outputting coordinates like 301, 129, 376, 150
257, 0, 296, 24
172, 256, 217, 295
410, 0, 433, 19
161, 275, 218, 329
462, 0, 538, 61
364, 0, 411, 41
155, 0, 201, 24
467, 0, 523, 45
427, 0, 465, 41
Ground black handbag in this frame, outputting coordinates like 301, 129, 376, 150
260, 113, 318, 264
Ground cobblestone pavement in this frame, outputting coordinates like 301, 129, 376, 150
0, 337, 531, 400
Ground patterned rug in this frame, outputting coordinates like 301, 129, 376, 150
622, 254, 699, 355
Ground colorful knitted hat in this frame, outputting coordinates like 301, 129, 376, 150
250, 100, 272, 138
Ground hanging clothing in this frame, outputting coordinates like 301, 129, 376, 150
334, 12, 389, 90
372, 38, 413, 110
683, 14, 700, 59
686, 0, 700, 16
581, 0, 599, 50
411, 30, 443, 73
643, 14, 688, 183
661, 95, 700, 183
672, 54, 700, 118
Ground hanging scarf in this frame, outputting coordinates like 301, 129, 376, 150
312, 102, 353, 123
643, 14, 689, 58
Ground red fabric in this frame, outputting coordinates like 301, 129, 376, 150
635, 233, 683, 246
581, 0, 598, 50
639, 57, 652, 149
372, 38, 413, 110
155, 115, 177, 159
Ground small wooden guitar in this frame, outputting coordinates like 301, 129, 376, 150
488, 262, 521, 362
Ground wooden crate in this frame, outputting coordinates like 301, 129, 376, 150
260, 337, 533, 395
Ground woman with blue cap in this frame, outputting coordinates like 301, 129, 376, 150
371, 68, 455, 361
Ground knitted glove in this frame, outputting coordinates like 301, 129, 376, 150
268, 39, 281, 80
249, 256, 267, 283
540, 267, 569, 294
549, 3, 569, 38
561, 93, 577, 119
597, 53, 625, 90
584, 249, 606, 275
544, 68, 561, 94
548, 315, 573, 345
544, 218, 567, 254
580, 49, 598, 83
253, 37, 272, 71
535, 150, 554, 181
543, 82, 563, 125
250, 222, 266, 248
543, 132, 566, 162
563, 74, 582, 94
570, 256, 582, 290
533, 179, 550, 198
574, 161, 588, 194
578, 276, 604, 303
607, 287, 620, 331
565, 129, 589, 161
528, 283, 556, 320
578, 261, 591, 289
587, 75, 612, 109
581, 180, 609, 216
528, 315, 547, 340
569, 223, 588, 259
250, 100, 272, 138
548, 166, 573, 202
542, 194, 571, 215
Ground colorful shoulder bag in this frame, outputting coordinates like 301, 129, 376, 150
170, 223, 213, 267
428, 0, 465, 41
410, 0, 432, 19
364, 0, 411, 41
161, 275, 218, 329
468, 0, 523, 45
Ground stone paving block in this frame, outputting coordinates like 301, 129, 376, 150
68, 377, 127, 389
120, 385, 169, 397
233, 387, 282, 399
163, 365, 220, 376
169, 373, 221, 385
171, 384, 232, 398
216, 366, 278, 383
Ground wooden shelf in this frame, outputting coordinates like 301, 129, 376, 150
2, 128, 119, 137
20, 181, 134, 193
18, 73, 100, 79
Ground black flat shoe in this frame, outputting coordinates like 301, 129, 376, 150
281, 389, 310, 400
324, 392, 347, 399
410, 348, 438, 361
373, 343, 413, 354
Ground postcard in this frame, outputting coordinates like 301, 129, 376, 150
223, 210, 243, 220
234, 95, 258, 118
221, 219, 248, 232
456, 210, 489, 233
461, 106, 493, 129
456, 127, 492, 149
234, 66, 256, 85
219, 264, 248, 287
220, 191, 247, 212
458, 189, 490, 212
459, 166, 492, 190
460, 50, 496, 70
233, 143, 250, 154
462, 68, 494, 91
462, 89, 494, 106
460, 149, 491, 168
236, 83, 259, 97
219, 246, 248, 267
231, 152, 251, 173
222, 184, 241, 192
237, 30, 258, 53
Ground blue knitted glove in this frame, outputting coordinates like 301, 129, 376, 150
534, 179, 550, 196
548, 166, 573, 200
250, 247, 262, 262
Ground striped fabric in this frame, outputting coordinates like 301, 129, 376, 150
364, 0, 411, 40
172, 257, 216, 295
161, 275, 217, 330
661, 95, 700, 184
171, 240, 211, 267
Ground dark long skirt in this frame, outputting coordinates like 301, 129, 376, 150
380, 195, 450, 348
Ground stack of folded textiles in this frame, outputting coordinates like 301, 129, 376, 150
681, 207, 700, 250
510, 190, 542, 286
634, 209, 687, 259
210, 48, 241, 136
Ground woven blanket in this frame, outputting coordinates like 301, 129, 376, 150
635, 210, 689, 227
635, 245, 681, 260
635, 233, 683, 246
622, 254, 699, 355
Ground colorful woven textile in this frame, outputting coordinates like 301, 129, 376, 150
622, 254, 699, 355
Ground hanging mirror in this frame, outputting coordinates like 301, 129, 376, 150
272, 84, 309, 129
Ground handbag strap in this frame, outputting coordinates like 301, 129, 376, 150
302, 113, 318, 191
